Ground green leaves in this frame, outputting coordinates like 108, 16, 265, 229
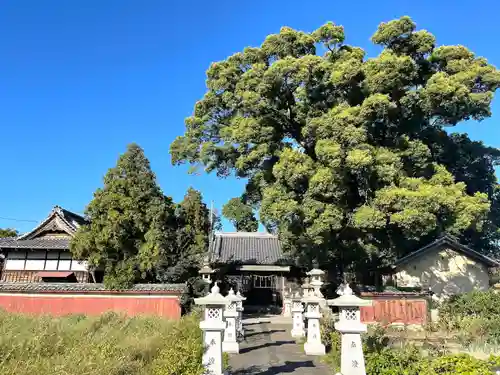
222, 197, 258, 232
71, 144, 176, 289
171, 16, 500, 269
0, 228, 18, 238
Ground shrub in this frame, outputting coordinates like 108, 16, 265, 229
0, 311, 208, 375
422, 353, 493, 375
439, 290, 500, 344
365, 346, 424, 375
439, 290, 500, 322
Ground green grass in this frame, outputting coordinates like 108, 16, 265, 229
0, 310, 206, 375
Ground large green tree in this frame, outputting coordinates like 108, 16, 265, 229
171, 16, 500, 270
222, 197, 258, 232
157, 187, 213, 283
0, 228, 18, 238
71, 143, 176, 288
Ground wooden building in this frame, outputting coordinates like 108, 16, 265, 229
208, 232, 298, 312
0, 206, 92, 283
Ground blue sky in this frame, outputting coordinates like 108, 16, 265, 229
1, 0, 500, 234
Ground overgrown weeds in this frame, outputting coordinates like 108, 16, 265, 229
0, 310, 206, 375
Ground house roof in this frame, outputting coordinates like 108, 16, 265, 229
208, 232, 288, 265
393, 235, 500, 269
0, 206, 87, 251
18, 206, 87, 240
0, 282, 186, 294
0, 237, 70, 250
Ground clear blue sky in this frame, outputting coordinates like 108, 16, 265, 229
1, 0, 500, 234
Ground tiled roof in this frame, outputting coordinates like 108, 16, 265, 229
0, 237, 70, 250
393, 234, 500, 268
209, 232, 288, 265
18, 206, 87, 240
0, 282, 186, 294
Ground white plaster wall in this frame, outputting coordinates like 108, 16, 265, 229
394, 247, 490, 299
4, 250, 87, 272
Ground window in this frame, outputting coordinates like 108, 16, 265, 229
4, 250, 79, 271
253, 275, 276, 289
25, 251, 47, 270
4, 251, 26, 270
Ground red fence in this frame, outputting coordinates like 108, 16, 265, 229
360, 292, 429, 325
0, 283, 184, 319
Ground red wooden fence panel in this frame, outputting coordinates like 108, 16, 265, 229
360, 293, 428, 325
0, 283, 184, 319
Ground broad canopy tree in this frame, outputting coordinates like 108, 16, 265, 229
171, 16, 500, 272
222, 197, 258, 232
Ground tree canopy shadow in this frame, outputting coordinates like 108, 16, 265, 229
239, 340, 295, 354
231, 360, 317, 375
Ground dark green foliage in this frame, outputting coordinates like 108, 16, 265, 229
171, 16, 500, 269
0, 228, 17, 238
222, 197, 258, 232
71, 143, 177, 289
156, 188, 211, 283
155, 188, 215, 311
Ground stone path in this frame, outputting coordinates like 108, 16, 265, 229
228, 318, 330, 375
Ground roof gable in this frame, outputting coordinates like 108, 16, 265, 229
209, 232, 289, 265
393, 235, 500, 269
18, 206, 87, 240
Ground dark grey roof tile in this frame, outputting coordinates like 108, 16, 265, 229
0, 282, 186, 293
0, 237, 70, 250
209, 232, 288, 265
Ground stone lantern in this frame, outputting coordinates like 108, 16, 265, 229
223, 288, 240, 354
199, 263, 215, 285
282, 287, 292, 317
307, 268, 325, 298
290, 291, 305, 338
301, 278, 313, 298
194, 282, 229, 375
236, 290, 246, 341
302, 292, 325, 355
328, 284, 372, 375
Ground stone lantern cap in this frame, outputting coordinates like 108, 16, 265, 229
195, 283, 229, 306
291, 291, 302, 300
226, 288, 241, 302
301, 280, 312, 289
328, 284, 372, 307
199, 264, 215, 275
301, 293, 323, 304
236, 290, 247, 301
306, 268, 325, 276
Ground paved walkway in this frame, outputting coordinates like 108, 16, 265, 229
228, 317, 330, 375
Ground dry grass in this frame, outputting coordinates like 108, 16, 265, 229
0, 310, 206, 375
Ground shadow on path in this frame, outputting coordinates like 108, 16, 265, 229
239, 340, 295, 354
232, 360, 316, 375
244, 329, 285, 339
229, 322, 329, 375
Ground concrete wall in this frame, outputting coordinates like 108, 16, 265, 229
394, 246, 490, 299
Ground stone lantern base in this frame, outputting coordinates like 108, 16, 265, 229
304, 340, 326, 356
